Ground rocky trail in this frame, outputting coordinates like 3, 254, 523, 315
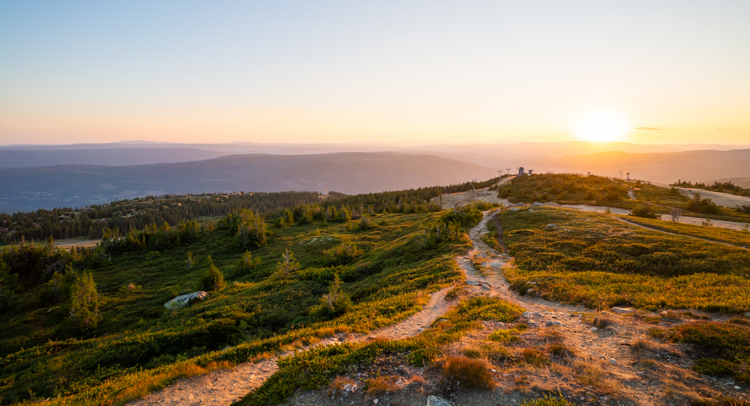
128, 276, 457, 405
131, 187, 747, 406
289, 207, 747, 405
615, 217, 749, 250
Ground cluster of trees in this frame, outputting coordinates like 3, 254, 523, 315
0, 239, 102, 331
0, 191, 324, 244
673, 180, 750, 197
1, 178, 501, 245
684, 193, 720, 214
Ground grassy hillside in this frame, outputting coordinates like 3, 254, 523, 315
0, 194, 498, 405
499, 173, 750, 222
498, 207, 750, 312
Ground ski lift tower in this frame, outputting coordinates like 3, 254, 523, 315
506, 167, 512, 176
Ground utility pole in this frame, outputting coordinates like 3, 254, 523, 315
506, 167, 511, 176
619, 170, 623, 179
497, 170, 503, 179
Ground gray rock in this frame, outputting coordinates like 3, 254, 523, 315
532, 202, 544, 206
426, 395, 452, 406
509, 208, 520, 212
609, 358, 617, 364
745, 312, 750, 318
546, 321, 562, 327
591, 327, 599, 332
164, 291, 208, 310
612, 307, 634, 314
545, 224, 560, 230
466, 280, 480, 286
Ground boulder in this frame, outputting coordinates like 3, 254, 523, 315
545, 224, 560, 230
612, 307, 634, 314
164, 291, 208, 310
426, 395, 453, 406
546, 321, 562, 327
532, 202, 544, 206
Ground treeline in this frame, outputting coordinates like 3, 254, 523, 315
673, 180, 750, 197
1, 177, 501, 245
0, 191, 324, 244
318, 177, 501, 213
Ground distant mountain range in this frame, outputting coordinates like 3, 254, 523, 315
0, 148, 228, 168
0, 152, 498, 213
3, 140, 748, 168
2, 141, 749, 213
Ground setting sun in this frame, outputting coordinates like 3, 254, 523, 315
576, 110, 630, 142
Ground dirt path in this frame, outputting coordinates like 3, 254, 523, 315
131, 191, 747, 406
127, 285, 458, 405
677, 187, 750, 209
433, 177, 514, 210
615, 217, 749, 250
288, 209, 746, 405
550, 203, 749, 231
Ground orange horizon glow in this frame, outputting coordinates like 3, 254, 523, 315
1, 2, 749, 146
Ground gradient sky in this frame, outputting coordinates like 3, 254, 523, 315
1, 1, 749, 145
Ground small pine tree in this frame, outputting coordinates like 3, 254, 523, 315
284, 210, 295, 226
186, 251, 195, 269
69, 271, 101, 330
200, 261, 226, 291
273, 248, 299, 279
237, 250, 262, 275
313, 273, 352, 319
0, 259, 19, 313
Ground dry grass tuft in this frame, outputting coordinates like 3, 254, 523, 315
593, 316, 614, 329
329, 376, 357, 395
539, 329, 564, 342
573, 360, 621, 395
442, 355, 494, 390
406, 374, 426, 385
631, 338, 659, 353
640, 359, 659, 370
205, 360, 234, 371
366, 376, 400, 395
316, 327, 336, 338
462, 347, 484, 359
302, 336, 320, 346
547, 343, 575, 358
522, 348, 549, 366
250, 352, 272, 363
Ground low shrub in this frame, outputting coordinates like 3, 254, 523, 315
442, 355, 494, 389
523, 394, 575, 406
365, 376, 399, 395
631, 203, 659, 219
521, 348, 549, 366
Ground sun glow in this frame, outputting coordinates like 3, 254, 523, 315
575, 110, 630, 142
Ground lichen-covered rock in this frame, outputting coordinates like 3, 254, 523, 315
164, 291, 208, 310
426, 395, 452, 406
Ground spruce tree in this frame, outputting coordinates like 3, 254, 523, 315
69, 271, 100, 330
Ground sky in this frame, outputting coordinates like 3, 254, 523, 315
1, 1, 749, 146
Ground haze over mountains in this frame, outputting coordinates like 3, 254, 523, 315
0, 152, 497, 213
1, 141, 749, 213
